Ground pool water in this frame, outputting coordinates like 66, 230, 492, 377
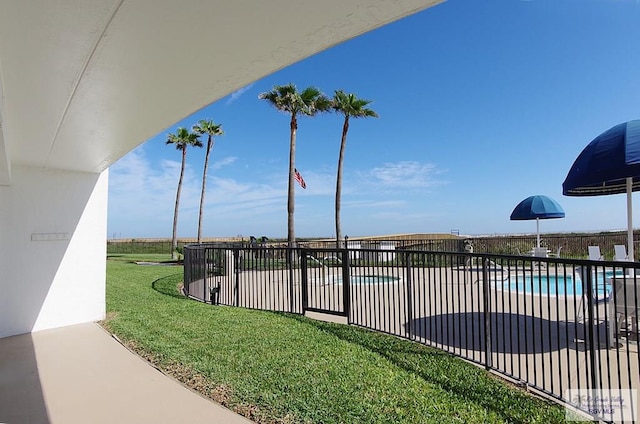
500, 271, 622, 296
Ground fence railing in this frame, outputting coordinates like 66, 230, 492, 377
112, 231, 639, 259
301, 231, 640, 260
183, 243, 639, 423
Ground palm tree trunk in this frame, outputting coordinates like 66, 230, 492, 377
335, 117, 349, 249
288, 113, 297, 248
197, 136, 213, 244
171, 147, 187, 260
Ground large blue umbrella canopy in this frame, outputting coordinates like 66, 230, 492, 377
510, 195, 565, 248
563, 120, 640, 261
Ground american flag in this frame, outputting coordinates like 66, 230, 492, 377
294, 168, 306, 189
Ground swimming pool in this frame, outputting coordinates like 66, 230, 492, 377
499, 271, 621, 297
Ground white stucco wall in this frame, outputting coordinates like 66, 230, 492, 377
0, 166, 107, 338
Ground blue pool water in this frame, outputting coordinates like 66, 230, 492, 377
500, 271, 622, 296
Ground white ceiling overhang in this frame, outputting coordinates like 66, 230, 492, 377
0, 0, 442, 185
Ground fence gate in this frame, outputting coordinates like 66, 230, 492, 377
301, 248, 350, 318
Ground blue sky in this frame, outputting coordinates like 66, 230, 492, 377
107, 0, 640, 240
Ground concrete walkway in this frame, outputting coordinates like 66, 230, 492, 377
0, 323, 253, 424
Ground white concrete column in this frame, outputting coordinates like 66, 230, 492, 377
0, 165, 108, 338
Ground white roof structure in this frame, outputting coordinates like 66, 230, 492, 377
0, 0, 442, 184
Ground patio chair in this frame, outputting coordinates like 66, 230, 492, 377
464, 257, 506, 285
575, 266, 612, 322
612, 277, 639, 338
614, 244, 630, 261
529, 246, 549, 269
588, 246, 603, 261
548, 246, 562, 258
532, 247, 549, 258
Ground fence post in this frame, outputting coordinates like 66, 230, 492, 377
482, 256, 493, 370
202, 247, 207, 302
300, 248, 308, 313
405, 251, 414, 340
207, 246, 217, 304
289, 265, 296, 314
341, 248, 351, 322
183, 246, 190, 297
233, 248, 239, 307
289, 246, 298, 312
584, 263, 600, 392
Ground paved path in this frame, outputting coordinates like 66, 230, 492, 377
0, 323, 253, 424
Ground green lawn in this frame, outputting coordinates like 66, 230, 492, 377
103, 254, 566, 424
106, 253, 180, 263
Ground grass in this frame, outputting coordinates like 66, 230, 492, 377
102, 254, 567, 424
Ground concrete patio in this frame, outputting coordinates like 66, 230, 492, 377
0, 323, 252, 424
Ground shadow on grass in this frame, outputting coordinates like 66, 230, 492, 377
152, 274, 189, 300
107, 254, 138, 263
106, 255, 141, 264
285, 313, 564, 423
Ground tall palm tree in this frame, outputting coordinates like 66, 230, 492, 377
192, 119, 224, 244
166, 127, 202, 259
332, 90, 378, 248
259, 83, 331, 246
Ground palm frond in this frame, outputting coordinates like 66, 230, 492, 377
332, 90, 378, 119
165, 127, 202, 150
259, 83, 332, 118
193, 119, 224, 137
259, 83, 301, 114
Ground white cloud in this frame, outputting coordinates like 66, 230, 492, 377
108, 148, 201, 234
107, 151, 449, 238
212, 156, 237, 170
365, 161, 446, 189
226, 83, 255, 105
108, 148, 291, 237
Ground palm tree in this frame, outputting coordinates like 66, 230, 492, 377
259, 83, 331, 246
192, 119, 224, 244
166, 127, 202, 259
332, 90, 378, 248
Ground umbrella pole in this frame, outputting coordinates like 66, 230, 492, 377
627, 177, 634, 261
536, 217, 540, 248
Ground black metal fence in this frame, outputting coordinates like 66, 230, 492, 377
467, 232, 640, 260
184, 243, 303, 313
107, 240, 186, 254
302, 231, 640, 260
113, 231, 639, 258
183, 243, 639, 423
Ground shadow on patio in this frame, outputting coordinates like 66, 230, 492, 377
405, 311, 612, 354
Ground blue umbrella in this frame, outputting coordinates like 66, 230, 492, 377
510, 195, 566, 248
563, 119, 640, 261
